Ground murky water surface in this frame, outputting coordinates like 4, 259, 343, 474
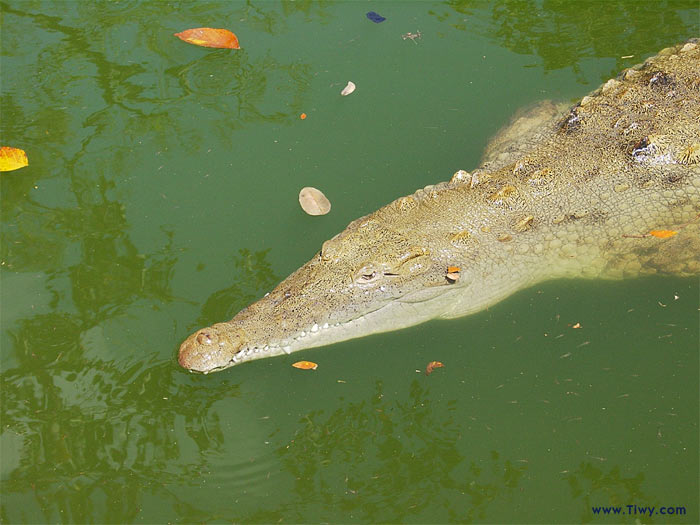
1, 1, 698, 523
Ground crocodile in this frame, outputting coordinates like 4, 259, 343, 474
179, 40, 700, 373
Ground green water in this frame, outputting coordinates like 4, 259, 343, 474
1, 1, 698, 523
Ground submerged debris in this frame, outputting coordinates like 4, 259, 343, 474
366, 11, 386, 23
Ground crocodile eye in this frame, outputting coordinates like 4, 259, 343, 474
355, 265, 380, 284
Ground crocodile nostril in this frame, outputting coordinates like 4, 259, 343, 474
196, 332, 213, 345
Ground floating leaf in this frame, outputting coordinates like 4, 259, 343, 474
446, 266, 460, 283
366, 11, 386, 23
340, 81, 356, 96
426, 361, 444, 375
299, 187, 331, 216
0, 147, 29, 172
649, 229, 677, 238
292, 360, 318, 370
174, 28, 240, 49
300, 113, 307, 120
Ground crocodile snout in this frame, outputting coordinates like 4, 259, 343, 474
178, 323, 243, 373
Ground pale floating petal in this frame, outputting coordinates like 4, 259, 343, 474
446, 272, 460, 283
340, 81, 356, 96
299, 187, 331, 216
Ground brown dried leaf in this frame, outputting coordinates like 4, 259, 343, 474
426, 361, 444, 375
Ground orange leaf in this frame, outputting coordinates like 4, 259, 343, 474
174, 28, 240, 49
649, 230, 677, 239
425, 361, 444, 375
300, 113, 307, 120
0, 146, 28, 172
292, 360, 318, 370
446, 266, 460, 283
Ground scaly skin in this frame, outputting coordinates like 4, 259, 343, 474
180, 40, 700, 373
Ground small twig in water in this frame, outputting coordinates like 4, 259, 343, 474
402, 30, 422, 44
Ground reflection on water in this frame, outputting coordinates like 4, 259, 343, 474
272, 379, 527, 523
194, 249, 279, 330
436, 0, 699, 79
567, 462, 652, 524
1, 0, 698, 523
1, 358, 236, 522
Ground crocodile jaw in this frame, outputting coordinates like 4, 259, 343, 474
178, 268, 464, 373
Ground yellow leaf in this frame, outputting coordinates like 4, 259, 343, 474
649, 230, 677, 238
0, 146, 29, 172
292, 360, 318, 370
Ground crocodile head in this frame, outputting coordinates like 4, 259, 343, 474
179, 215, 458, 373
